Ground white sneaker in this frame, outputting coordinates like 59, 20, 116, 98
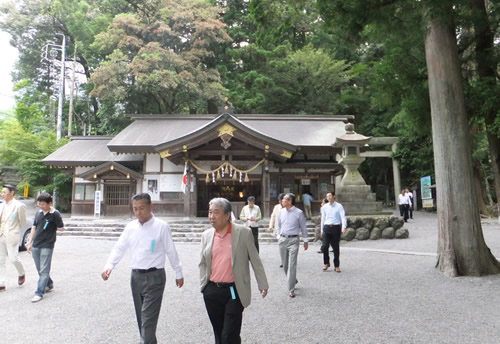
31, 295, 42, 303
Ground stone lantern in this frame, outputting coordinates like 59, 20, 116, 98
333, 123, 383, 214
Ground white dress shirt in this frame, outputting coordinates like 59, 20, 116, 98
320, 201, 347, 232
104, 215, 183, 279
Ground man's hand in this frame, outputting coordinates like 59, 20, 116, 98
303, 242, 309, 251
176, 278, 184, 288
268, 227, 273, 232
27, 243, 32, 254
260, 289, 268, 298
101, 269, 112, 281
341, 228, 346, 233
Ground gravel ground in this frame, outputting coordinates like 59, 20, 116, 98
1, 211, 499, 344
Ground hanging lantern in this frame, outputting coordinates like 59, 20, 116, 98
244, 173, 249, 182
205, 174, 209, 183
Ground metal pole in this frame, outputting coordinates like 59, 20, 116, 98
68, 44, 77, 137
56, 34, 65, 141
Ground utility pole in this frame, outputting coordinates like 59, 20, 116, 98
68, 43, 77, 137
56, 34, 65, 141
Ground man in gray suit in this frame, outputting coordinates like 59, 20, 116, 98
0, 184, 27, 291
199, 198, 268, 344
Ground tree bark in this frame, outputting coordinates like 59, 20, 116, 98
468, 0, 500, 208
424, 11, 500, 276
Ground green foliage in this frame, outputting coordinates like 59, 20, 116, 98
0, 119, 72, 198
89, 0, 231, 116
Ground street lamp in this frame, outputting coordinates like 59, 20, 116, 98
41, 34, 66, 141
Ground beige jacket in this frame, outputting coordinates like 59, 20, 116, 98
199, 223, 268, 308
0, 199, 27, 245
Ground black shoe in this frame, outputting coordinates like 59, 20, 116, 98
279, 264, 283, 268
317, 250, 322, 254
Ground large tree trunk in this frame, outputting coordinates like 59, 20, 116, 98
469, 0, 500, 209
424, 12, 500, 276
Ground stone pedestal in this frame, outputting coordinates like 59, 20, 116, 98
336, 155, 384, 215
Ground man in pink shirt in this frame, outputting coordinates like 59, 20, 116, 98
199, 198, 268, 344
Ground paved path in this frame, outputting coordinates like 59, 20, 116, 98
1, 211, 499, 344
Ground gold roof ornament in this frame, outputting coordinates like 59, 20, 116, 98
160, 150, 172, 158
217, 123, 236, 137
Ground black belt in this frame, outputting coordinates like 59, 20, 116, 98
132, 267, 163, 273
324, 224, 341, 227
209, 281, 235, 288
281, 234, 298, 238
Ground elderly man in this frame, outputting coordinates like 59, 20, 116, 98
102, 193, 184, 344
0, 184, 27, 291
277, 193, 308, 298
269, 193, 285, 267
239, 196, 262, 252
200, 198, 268, 344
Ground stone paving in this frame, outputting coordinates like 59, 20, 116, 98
1, 210, 499, 344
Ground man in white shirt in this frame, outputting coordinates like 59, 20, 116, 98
268, 193, 285, 267
398, 189, 411, 222
320, 192, 347, 272
239, 196, 262, 252
101, 193, 184, 344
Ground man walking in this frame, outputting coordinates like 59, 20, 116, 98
239, 196, 262, 252
27, 192, 65, 303
102, 193, 184, 344
398, 189, 411, 222
277, 193, 308, 298
269, 193, 285, 267
0, 184, 27, 291
320, 192, 347, 272
200, 198, 268, 344
301, 192, 313, 220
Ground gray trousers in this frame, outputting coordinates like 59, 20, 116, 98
130, 269, 166, 344
279, 237, 299, 292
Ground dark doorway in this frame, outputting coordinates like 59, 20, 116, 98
197, 180, 261, 217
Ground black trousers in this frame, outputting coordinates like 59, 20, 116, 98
250, 226, 259, 253
203, 282, 244, 344
399, 204, 409, 221
322, 224, 341, 268
130, 269, 166, 344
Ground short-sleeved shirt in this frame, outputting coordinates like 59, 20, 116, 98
32, 208, 64, 249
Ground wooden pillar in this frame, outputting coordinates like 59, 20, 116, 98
261, 160, 270, 217
183, 158, 190, 218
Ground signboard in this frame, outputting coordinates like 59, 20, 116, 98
301, 179, 311, 185
23, 185, 29, 198
420, 176, 432, 200
94, 190, 101, 217
422, 199, 434, 208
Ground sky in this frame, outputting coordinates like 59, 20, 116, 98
0, 0, 17, 113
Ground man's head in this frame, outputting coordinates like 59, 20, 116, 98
278, 193, 285, 207
321, 198, 328, 207
282, 193, 296, 209
132, 193, 153, 224
247, 196, 255, 207
1, 184, 16, 202
208, 197, 231, 230
326, 192, 336, 203
37, 192, 53, 212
